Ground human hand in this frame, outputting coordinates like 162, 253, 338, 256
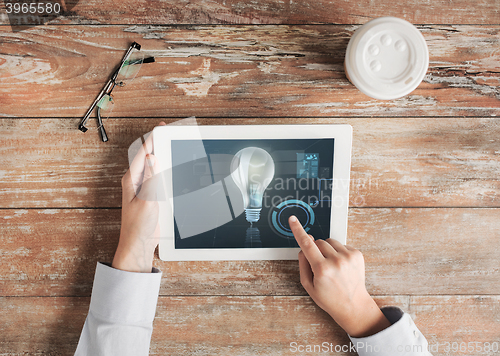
289, 215, 391, 338
112, 121, 166, 273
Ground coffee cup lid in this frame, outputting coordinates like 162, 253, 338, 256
345, 17, 429, 100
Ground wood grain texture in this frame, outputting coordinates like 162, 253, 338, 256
1, 208, 499, 297
0, 296, 87, 355
1, 295, 499, 355
1, 118, 498, 209
1, 0, 499, 26
0, 25, 498, 118
0, 1, 498, 354
0, 209, 119, 297
0, 296, 401, 356
410, 296, 500, 354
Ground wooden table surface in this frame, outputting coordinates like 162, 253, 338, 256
1, 1, 499, 355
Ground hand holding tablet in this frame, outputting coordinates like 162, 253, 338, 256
112, 121, 166, 273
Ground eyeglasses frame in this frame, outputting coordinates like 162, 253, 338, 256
78, 41, 143, 142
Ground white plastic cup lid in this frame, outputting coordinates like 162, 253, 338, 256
345, 17, 429, 100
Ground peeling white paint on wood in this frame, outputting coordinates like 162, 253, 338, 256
169, 58, 242, 96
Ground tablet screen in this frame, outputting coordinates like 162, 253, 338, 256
171, 138, 335, 249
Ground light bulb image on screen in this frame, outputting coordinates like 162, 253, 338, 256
231, 147, 275, 224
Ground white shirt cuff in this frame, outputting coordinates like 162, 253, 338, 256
349, 307, 431, 356
89, 262, 162, 325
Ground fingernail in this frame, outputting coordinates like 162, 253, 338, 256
146, 155, 155, 167
289, 215, 297, 223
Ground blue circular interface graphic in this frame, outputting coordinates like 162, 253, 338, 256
271, 199, 315, 237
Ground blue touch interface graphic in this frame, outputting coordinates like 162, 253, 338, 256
271, 199, 315, 237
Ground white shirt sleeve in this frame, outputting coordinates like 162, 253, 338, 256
349, 306, 433, 356
74, 262, 162, 356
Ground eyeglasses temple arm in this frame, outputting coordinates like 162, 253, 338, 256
96, 106, 109, 142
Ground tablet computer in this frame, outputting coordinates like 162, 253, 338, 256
153, 124, 352, 261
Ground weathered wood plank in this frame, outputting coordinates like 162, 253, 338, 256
0, 118, 498, 208
0, 25, 498, 118
410, 296, 500, 355
0, 296, 88, 355
1, 295, 499, 355
353, 208, 500, 296
0, 296, 402, 355
1, 208, 498, 297
1, 0, 499, 26
0, 209, 119, 297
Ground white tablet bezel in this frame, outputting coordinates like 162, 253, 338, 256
153, 124, 352, 261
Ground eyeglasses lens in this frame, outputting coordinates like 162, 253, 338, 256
116, 49, 144, 85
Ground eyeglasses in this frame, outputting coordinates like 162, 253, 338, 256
78, 42, 155, 142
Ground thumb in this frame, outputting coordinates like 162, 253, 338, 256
144, 154, 156, 182
137, 154, 158, 201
